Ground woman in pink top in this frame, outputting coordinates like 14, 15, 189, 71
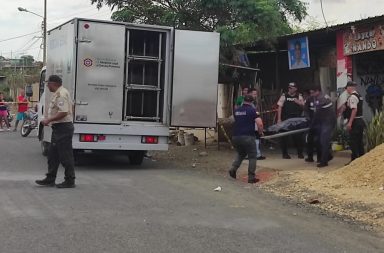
0, 92, 11, 131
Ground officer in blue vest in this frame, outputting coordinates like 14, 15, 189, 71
229, 95, 264, 184
342, 81, 366, 162
310, 86, 336, 167
277, 82, 305, 159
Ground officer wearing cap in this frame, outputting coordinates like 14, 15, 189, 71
36, 75, 76, 188
341, 81, 366, 162
310, 86, 336, 168
277, 82, 305, 159
229, 95, 264, 184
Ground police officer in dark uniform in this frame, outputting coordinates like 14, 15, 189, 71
342, 81, 366, 162
304, 89, 317, 162
277, 82, 305, 159
36, 75, 76, 188
310, 86, 336, 167
229, 95, 264, 184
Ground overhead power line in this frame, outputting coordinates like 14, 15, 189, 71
1, 46, 41, 57
0, 31, 40, 43
320, 0, 329, 28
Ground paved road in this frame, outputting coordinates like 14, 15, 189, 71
0, 132, 383, 253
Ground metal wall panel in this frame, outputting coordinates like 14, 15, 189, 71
75, 21, 126, 124
45, 21, 76, 142
171, 30, 220, 127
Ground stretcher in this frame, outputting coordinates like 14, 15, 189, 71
261, 128, 310, 140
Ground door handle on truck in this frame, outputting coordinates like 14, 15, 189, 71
77, 38, 92, 43
76, 101, 89, 105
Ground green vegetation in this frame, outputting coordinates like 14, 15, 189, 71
365, 110, 384, 151
91, 0, 307, 46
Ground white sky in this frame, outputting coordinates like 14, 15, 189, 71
1, 0, 384, 61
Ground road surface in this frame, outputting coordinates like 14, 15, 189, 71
0, 132, 383, 253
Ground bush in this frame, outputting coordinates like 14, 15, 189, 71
365, 110, 384, 151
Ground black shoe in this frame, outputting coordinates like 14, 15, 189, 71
282, 154, 291, 159
248, 178, 259, 184
35, 177, 55, 186
305, 157, 314, 162
298, 154, 304, 159
56, 181, 76, 188
328, 155, 333, 161
317, 163, 328, 168
228, 170, 236, 179
257, 156, 266, 160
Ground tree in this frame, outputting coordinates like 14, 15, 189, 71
91, 0, 307, 46
20, 55, 35, 67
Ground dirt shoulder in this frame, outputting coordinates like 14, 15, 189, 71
151, 141, 384, 232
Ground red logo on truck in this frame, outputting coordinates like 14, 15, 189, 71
84, 58, 93, 67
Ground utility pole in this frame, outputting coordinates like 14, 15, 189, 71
18, 0, 47, 65
43, 0, 47, 65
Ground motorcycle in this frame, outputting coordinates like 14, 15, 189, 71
20, 109, 38, 137
7, 109, 13, 124
0, 109, 13, 129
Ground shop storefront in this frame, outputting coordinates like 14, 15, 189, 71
338, 21, 384, 121
246, 15, 384, 122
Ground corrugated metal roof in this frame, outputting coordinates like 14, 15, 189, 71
285, 14, 384, 37
244, 14, 384, 49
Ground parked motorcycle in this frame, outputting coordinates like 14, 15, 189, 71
0, 109, 13, 128
20, 110, 38, 137
7, 109, 13, 124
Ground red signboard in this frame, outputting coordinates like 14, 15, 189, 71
343, 23, 384, 55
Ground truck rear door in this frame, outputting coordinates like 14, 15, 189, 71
171, 30, 220, 127
75, 20, 125, 124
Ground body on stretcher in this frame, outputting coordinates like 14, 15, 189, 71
261, 128, 309, 140
261, 117, 310, 140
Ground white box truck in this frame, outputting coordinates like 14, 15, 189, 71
38, 18, 220, 165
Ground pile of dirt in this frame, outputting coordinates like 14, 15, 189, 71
329, 144, 384, 188
264, 145, 384, 231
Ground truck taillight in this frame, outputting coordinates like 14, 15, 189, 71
142, 136, 158, 144
80, 134, 98, 142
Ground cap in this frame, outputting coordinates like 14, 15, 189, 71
288, 82, 297, 88
243, 94, 254, 103
345, 81, 357, 88
47, 75, 62, 85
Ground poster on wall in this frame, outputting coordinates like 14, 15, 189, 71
288, 36, 310, 70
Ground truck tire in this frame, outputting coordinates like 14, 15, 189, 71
41, 141, 50, 156
73, 150, 81, 166
129, 151, 145, 165
39, 127, 50, 156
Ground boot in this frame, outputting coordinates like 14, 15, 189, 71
248, 178, 259, 184
228, 170, 236, 179
35, 177, 55, 186
56, 180, 76, 188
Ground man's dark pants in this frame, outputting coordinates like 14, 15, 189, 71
349, 118, 365, 160
230, 136, 257, 180
318, 119, 336, 164
306, 128, 319, 160
281, 133, 304, 156
46, 122, 75, 182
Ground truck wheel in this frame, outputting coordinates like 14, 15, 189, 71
73, 150, 81, 166
41, 141, 50, 156
129, 151, 145, 165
